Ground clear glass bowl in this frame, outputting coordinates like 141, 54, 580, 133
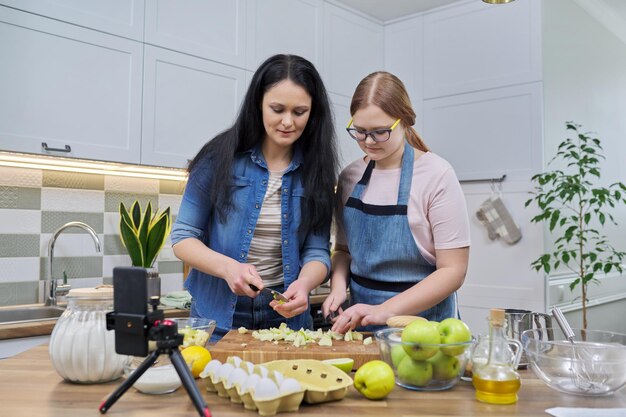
172, 317, 216, 349
375, 328, 475, 391
521, 328, 626, 396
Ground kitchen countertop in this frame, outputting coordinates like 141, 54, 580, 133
0, 344, 624, 417
0, 295, 330, 340
0, 307, 190, 340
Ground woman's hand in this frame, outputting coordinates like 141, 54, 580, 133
321, 288, 347, 321
330, 303, 392, 334
271, 280, 310, 318
224, 262, 263, 297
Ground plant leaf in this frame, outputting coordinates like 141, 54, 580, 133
144, 209, 171, 268
119, 215, 144, 266
138, 201, 152, 263
130, 201, 142, 230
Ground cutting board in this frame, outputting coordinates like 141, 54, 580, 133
209, 330, 380, 371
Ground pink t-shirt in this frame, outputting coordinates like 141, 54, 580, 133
335, 151, 470, 265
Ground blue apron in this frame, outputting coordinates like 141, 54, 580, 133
343, 142, 456, 331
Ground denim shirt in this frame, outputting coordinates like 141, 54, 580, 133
171, 144, 331, 337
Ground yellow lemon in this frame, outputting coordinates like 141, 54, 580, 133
322, 358, 354, 373
181, 345, 211, 378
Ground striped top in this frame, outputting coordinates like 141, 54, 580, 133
247, 170, 285, 287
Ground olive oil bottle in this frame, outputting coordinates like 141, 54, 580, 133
472, 308, 522, 404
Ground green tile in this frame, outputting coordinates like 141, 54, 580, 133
105, 192, 158, 213
159, 180, 187, 195
0, 235, 40, 257
157, 260, 183, 275
43, 171, 105, 190
103, 234, 126, 256
0, 281, 39, 306
0, 186, 41, 209
40, 256, 103, 280
41, 212, 104, 233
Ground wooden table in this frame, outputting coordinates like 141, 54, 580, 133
0, 345, 624, 417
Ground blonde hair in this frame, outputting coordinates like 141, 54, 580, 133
350, 71, 429, 152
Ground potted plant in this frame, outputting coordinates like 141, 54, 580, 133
119, 201, 172, 268
525, 122, 626, 330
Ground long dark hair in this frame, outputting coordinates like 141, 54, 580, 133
188, 54, 338, 233
350, 71, 429, 152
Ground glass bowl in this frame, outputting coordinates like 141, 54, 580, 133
521, 328, 626, 396
172, 317, 216, 349
375, 328, 475, 391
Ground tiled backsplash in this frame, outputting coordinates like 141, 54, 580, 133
0, 166, 185, 306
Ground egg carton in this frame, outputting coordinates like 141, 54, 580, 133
262, 359, 353, 404
199, 356, 305, 416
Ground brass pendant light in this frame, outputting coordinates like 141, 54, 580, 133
482, 0, 515, 3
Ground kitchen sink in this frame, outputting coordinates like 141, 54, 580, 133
0, 305, 65, 324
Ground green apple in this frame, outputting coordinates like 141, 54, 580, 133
396, 356, 433, 387
401, 320, 441, 360
391, 344, 408, 368
353, 360, 395, 400
437, 318, 472, 356
427, 351, 460, 380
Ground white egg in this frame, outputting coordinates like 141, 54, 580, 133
242, 361, 255, 374
240, 373, 261, 394
216, 362, 235, 382
227, 356, 243, 368
225, 367, 248, 389
272, 370, 284, 386
199, 359, 222, 379
279, 378, 302, 395
255, 365, 269, 378
253, 377, 279, 400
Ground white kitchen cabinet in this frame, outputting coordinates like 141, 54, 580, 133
384, 15, 425, 133
0, 0, 145, 40
422, 82, 543, 182
141, 46, 247, 168
423, 0, 541, 99
145, 0, 247, 69
0, 6, 143, 164
330, 92, 360, 169
322, 2, 384, 98
246, 0, 323, 71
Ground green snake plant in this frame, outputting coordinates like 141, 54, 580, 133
119, 201, 172, 268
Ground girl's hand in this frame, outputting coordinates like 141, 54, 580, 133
330, 303, 392, 334
321, 289, 347, 321
271, 280, 309, 318
224, 262, 263, 297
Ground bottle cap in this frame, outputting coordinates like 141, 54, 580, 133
67, 285, 113, 299
490, 308, 505, 325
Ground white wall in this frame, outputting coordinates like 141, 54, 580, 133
543, 0, 626, 333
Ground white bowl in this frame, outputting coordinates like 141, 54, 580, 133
127, 364, 182, 395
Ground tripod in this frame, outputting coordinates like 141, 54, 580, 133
99, 320, 211, 417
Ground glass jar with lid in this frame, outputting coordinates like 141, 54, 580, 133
49, 286, 130, 384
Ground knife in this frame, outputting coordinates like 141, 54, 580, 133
249, 284, 289, 303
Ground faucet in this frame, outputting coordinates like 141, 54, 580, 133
45, 222, 102, 306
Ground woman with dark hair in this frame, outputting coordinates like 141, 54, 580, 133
322, 71, 470, 333
172, 54, 338, 341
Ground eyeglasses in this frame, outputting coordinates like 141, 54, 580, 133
346, 118, 401, 142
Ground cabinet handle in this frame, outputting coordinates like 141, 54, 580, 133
42, 142, 71, 153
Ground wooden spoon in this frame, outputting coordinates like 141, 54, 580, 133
386, 315, 427, 328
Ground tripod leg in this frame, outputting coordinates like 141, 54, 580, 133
170, 348, 211, 417
99, 350, 160, 414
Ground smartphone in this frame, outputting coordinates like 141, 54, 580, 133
110, 266, 149, 356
